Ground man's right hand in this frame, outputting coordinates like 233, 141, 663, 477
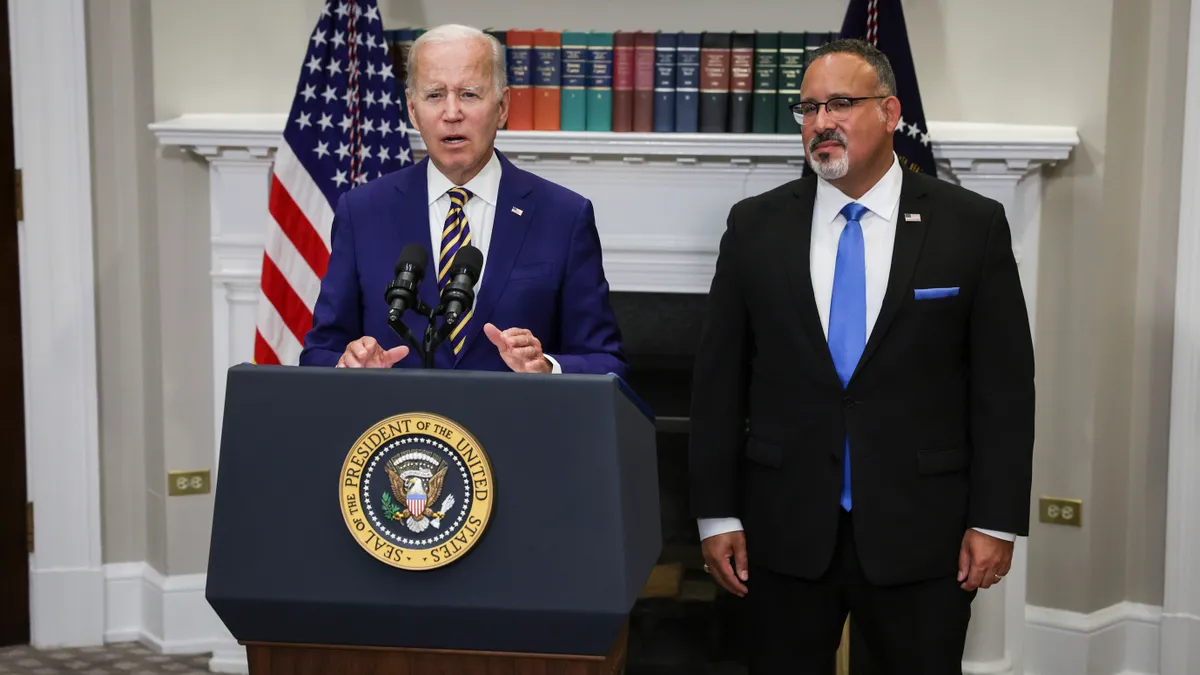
701, 531, 749, 597
337, 336, 409, 368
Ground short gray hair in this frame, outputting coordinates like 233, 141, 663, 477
405, 24, 507, 95
810, 38, 897, 97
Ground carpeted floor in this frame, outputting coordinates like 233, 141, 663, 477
0, 642, 211, 675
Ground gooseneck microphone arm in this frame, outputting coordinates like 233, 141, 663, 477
384, 243, 431, 364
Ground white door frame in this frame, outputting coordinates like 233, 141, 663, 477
11, 0, 105, 647
1161, 0, 1200, 670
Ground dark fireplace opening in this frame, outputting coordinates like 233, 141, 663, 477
607, 292, 749, 675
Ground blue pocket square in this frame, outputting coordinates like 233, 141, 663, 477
914, 287, 959, 300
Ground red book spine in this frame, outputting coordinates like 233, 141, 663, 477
506, 30, 534, 131
532, 29, 561, 131
632, 32, 656, 132
612, 31, 635, 132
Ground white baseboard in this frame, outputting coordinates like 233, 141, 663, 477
1025, 602, 1162, 675
103, 564, 1170, 675
103, 562, 227, 654
30, 566, 106, 647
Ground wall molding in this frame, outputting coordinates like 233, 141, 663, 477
102, 563, 1165, 675
11, 0, 106, 648
1162, 0, 1200, 672
103, 563, 227, 655
1025, 603, 1162, 675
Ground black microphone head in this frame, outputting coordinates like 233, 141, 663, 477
450, 245, 484, 282
395, 243, 428, 277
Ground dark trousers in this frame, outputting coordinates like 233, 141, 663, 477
745, 511, 976, 675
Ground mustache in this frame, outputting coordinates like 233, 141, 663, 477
808, 130, 847, 153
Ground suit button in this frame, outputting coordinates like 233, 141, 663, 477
843, 397, 855, 408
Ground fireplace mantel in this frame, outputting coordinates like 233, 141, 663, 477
150, 113, 1076, 675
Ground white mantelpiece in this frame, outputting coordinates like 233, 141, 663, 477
150, 114, 1077, 675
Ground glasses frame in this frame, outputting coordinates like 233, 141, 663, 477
790, 96, 888, 125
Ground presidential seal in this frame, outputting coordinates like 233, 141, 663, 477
339, 412, 494, 570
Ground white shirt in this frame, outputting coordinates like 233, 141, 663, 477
426, 151, 560, 373
697, 154, 1014, 543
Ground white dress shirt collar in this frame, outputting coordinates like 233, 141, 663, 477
426, 149, 502, 207
813, 152, 903, 225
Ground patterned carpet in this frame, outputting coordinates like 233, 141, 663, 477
0, 643, 211, 675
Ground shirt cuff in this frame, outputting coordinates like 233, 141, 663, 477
543, 354, 562, 374
972, 527, 1016, 542
697, 517, 744, 541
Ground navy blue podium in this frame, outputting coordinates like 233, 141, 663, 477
207, 364, 660, 674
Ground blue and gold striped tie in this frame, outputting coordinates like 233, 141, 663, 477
439, 187, 473, 356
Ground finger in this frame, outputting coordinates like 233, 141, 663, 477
342, 347, 366, 368
510, 346, 542, 363
483, 323, 507, 351
383, 345, 410, 366
708, 554, 747, 597
351, 341, 373, 361
963, 563, 987, 591
958, 541, 971, 583
501, 327, 532, 338
360, 336, 379, 351
733, 538, 749, 583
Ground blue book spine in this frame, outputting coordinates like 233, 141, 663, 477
674, 33, 701, 133
654, 33, 677, 132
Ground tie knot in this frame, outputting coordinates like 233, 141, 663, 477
448, 187, 472, 206
840, 202, 869, 223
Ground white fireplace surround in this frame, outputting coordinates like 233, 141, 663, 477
145, 114, 1082, 674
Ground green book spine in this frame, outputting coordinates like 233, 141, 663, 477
561, 32, 589, 131
775, 32, 806, 134
752, 31, 779, 133
586, 32, 614, 131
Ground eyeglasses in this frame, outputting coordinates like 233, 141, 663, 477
791, 96, 887, 125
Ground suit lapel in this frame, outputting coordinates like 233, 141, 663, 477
393, 158, 442, 316
852, 171, 930, 381
454, 152, 534, 364
784, 178, 842, 388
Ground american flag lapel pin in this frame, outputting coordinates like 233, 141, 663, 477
904, 213, 922, 222
511, 206, 524, 216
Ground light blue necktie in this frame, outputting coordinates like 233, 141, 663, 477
829, 202, 868, 511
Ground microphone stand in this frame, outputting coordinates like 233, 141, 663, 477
422, 303, 445, 370
387, 299, 435, 367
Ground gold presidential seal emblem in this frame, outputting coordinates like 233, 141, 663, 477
339, 413, 494, 570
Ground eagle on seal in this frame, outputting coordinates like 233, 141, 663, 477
385, 452, 456, 533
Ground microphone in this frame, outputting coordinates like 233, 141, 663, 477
384, 243, 428, 324
440, 245, 483, 325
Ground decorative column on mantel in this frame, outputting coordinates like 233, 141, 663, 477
150, 114, 1077, 675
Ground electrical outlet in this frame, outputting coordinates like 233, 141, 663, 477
1039, 497, 1082, 527
168, 470, 211, 496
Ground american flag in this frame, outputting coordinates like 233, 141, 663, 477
254, 0, 414, 365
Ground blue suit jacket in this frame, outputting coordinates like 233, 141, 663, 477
299, 151, 627, 378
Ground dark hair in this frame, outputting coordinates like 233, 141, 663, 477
810, 38, 897, 97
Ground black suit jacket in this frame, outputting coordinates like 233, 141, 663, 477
688, 169, 1035, 587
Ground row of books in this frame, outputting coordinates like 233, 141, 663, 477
382, 29, 840, 134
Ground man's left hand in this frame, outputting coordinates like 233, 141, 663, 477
958, 529, 1014, 591
483, 323, 552, 373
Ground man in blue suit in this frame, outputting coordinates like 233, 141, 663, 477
300, 24, 625, 378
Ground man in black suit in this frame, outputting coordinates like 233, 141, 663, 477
689, 39, 1035, 674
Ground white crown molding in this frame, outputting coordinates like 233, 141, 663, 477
11, 0, 105, 648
